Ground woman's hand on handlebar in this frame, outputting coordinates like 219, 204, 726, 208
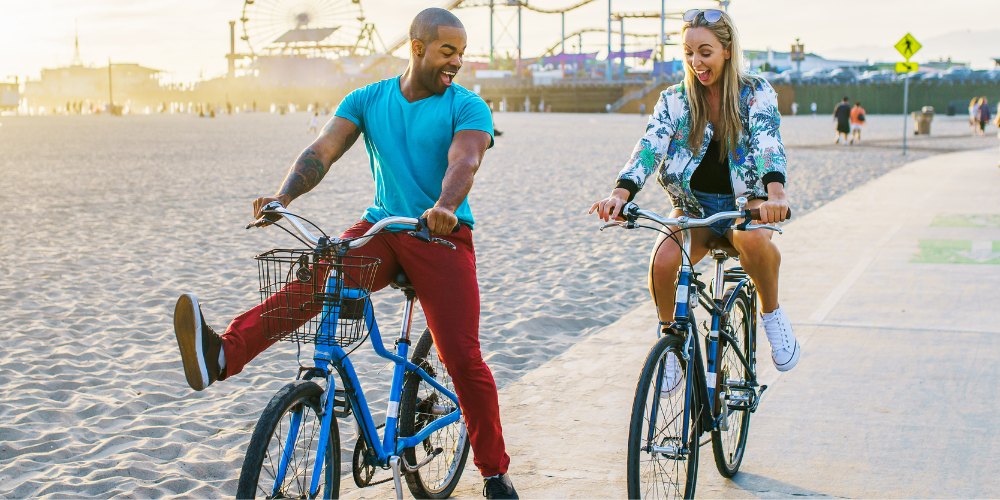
589, 188, 631, 222
756, 187, 790, 224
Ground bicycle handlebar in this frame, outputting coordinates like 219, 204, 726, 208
605, 197, 791, 234
247, 201, 424, 250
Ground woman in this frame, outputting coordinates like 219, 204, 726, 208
589, 8, 799, 375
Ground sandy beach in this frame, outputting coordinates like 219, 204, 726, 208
0, 110, 994, 497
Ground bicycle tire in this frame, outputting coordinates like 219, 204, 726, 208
711, 288, 753, 477
237, 380, 340, 499
399, 328, 471, 499
627, 334, 701, 499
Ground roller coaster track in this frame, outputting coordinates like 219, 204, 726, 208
454, 0, 597, 14
541, 28, 662, 57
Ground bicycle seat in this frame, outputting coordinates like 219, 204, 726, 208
389, 272, 411, 290
707, 237, 740, 259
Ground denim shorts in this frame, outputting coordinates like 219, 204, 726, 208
691, 189, 737, 238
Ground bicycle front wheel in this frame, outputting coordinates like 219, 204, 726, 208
627, 334, 701, 499
399, 328, 471, 499
237, 380, 340, 499
711, 288, 753, 477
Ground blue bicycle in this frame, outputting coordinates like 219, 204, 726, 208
601, 197, 785, 499
236, 202, 469, 499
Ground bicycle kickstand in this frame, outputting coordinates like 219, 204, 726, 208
390, 456, 403, 500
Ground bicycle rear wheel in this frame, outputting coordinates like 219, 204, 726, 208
399, 328, 471, 499
627, 334, 701, 499
711, 288, 753, 477
237, 380, 340, 499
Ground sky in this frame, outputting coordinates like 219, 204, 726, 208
2, 0, 998, 83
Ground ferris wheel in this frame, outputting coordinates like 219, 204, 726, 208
240, 0, 371, 57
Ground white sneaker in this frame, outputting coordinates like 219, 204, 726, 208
660, 354, 683, 396
762, 306, 800, 372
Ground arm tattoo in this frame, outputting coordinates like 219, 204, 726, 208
277, 147, 329, 201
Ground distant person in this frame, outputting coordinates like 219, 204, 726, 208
995, 102, 1000, 167
485, 98, 504, 137
976, 97, 991, 136
170, 8, 518, 498
307, 111, 320, 135
791, 101, 798, 115
833, 96, 851, 144
810, 101, 817, 115
639, 102, 647, 116
969, 97, 980, 135
590, 8, 800, 376
849, 101, 866, 145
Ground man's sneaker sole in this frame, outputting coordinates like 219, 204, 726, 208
174, 293, 210, 391
773, 340, 801, 372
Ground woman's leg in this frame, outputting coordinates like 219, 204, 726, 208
648, 209, 716, 323
727, 199, 781, 313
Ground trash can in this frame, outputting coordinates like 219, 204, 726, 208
912, 106, 934, 135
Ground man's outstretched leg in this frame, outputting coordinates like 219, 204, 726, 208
174, 293, 224, 391
173, 220, 398, 391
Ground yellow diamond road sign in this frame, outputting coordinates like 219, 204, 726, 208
896, 62, 919, 73
895, 33, 922, 61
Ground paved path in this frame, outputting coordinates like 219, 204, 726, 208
352, 148, 1000, 498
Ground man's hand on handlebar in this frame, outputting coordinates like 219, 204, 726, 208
589, 188, 631, 222
251, 194, 292, 227
421, 205, 459, 236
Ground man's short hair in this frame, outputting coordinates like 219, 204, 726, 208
409, 8, 465, 43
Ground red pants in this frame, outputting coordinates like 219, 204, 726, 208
220, 220, 510, 476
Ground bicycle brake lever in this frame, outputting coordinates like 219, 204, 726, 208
599, 221, 628, 231
246, 201, 285, 229
431, 238, 456, 250
742, 223, 783, 234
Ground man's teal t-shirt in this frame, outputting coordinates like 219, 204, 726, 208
335, 76, 494, 229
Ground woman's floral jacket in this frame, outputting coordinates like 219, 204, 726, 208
616, 77, 787, 216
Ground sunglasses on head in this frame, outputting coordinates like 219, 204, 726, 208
683, 9, 724, 24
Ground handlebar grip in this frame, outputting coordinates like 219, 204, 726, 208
745, 208, 792, 221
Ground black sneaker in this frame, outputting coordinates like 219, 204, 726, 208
483, 474, 518, 499
173, 293, 223, 391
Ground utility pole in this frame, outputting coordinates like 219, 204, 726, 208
606, 0, 612, 81
489, 0, 495, 65
660, 0, 666, 63
619, 16, 625, 80
107, 57, 114, 112
228, 20, 237, 78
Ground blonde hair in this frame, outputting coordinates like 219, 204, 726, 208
681, 10, 751, 160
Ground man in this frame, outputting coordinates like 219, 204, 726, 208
833, 96, 851, 144
172, 8, 518, 499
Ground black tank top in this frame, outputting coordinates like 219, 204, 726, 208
690, 138, 733, 194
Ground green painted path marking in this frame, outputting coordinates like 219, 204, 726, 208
914, 240, 1000, 265
930, 214, 1000, 228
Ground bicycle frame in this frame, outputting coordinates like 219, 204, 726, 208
647, 233, 760, 457
270, 275, 463, 498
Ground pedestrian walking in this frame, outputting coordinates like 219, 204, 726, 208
833, 96, 851, 144
969, 97, 980, 135
976, 97, 991, 136
849, 101, 866, 145
791, 101, 798, 115
810, 101, 817, 115
307, 111, 320, 135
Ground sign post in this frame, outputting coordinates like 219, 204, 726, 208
894, 33, 922, 155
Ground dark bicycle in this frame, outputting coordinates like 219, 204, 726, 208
601, 197, 786, 499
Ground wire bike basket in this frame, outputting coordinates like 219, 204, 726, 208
255, 249, 380, 347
